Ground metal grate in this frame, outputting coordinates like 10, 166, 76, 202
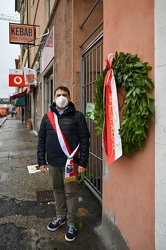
81, 32, 103, 203
36, 190, 54, 203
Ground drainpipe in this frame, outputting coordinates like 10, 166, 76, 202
47, 0, 50, 19
26, 0, 31, 122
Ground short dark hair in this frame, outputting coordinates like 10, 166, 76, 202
54, 86, 70, 96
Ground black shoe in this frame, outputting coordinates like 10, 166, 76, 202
65, 224, 77, 242
47, 217, 66, 231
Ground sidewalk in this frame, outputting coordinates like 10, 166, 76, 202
0, 116, 8, 127
0, 118, 107, 250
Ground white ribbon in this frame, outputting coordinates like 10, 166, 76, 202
54, 113, 79, 164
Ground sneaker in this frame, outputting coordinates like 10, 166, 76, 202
47, 217, 66, 231
65, 224, 77, 242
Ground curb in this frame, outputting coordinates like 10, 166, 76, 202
0, 117, 8, 128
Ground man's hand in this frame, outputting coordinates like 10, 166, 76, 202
78, 165, 86, 173
40, 165, 47, 173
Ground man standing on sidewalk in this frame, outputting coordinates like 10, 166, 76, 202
37, 86, 90, 242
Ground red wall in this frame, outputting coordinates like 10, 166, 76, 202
103, 0, 154, 249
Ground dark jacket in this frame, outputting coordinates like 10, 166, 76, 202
37, 102, 90, 168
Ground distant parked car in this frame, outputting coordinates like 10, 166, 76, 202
0, 108, 7, 118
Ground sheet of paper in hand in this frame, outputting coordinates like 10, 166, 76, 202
27, 164, 41, 174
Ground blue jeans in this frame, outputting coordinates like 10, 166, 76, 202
48, 164, 78, 225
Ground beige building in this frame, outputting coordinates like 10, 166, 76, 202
14, 0, 166, 249
15, 0, 102, 131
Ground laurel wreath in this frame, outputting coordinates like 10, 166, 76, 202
94, 52, 155, 157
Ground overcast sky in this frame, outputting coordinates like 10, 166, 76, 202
0, 0, 20, 98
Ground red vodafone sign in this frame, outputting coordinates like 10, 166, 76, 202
9, 69, 26, 87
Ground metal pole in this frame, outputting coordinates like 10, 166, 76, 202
79, 21, 103, 48
80, 0, 100, 29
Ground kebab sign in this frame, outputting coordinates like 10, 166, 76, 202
9, 23, 35, 45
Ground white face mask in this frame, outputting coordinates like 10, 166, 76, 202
56, 95, 68, 108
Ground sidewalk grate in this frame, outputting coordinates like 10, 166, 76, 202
36, 190, 54, 203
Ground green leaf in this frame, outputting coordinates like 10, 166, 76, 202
147, 93, 154, 99
148, 102, 155, 113
135, 129, 143, 134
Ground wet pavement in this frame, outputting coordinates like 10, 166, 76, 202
0, 118, 108, 250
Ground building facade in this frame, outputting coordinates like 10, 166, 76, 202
13, 0, 166, 249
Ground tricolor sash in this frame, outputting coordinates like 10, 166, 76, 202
47, 111, 79, 183
103, 67, 122, 164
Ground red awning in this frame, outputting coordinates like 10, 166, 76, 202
10, 88, 27, 101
